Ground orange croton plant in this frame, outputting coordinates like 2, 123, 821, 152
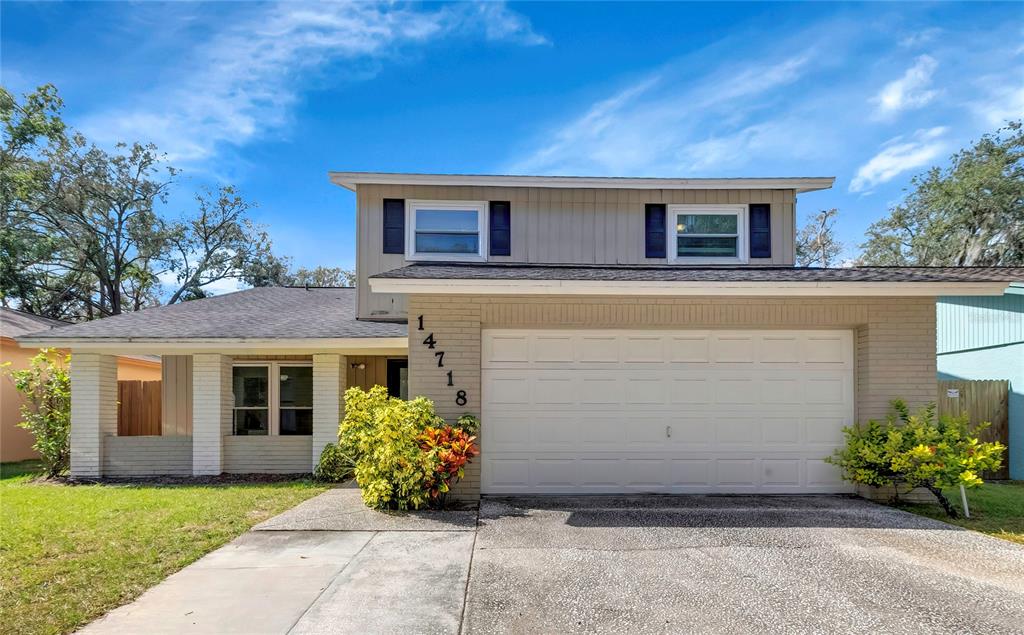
418, 426, 479, 500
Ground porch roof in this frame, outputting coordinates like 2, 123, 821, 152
16, 287, 407, 351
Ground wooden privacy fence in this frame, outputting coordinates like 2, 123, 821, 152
118, 380, 161, 436
937, 379, 1010, 480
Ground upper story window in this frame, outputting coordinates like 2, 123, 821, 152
407, 200, 487, 261
668, 204, 748, 264
232, 362, 313, 436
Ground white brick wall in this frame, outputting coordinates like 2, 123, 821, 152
408, 294, 938, 501
69, 353, 118, 478
312, 353, 345, 469
191, 354, 232, 475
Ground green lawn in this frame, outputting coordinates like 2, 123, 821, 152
896, 481, 1024, 545
0, 461, 327, 635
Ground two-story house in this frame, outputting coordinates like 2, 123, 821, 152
20, 172, 1023, 500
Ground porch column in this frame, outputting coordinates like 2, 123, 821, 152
69, 352, 118, 478
312, 354, 346, 469
192, 354, 232, 476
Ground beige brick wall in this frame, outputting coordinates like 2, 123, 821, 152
408, 294, 938, 500
69, 353, 118, 478
104, 436, 192, 476
223, 436, 313, 473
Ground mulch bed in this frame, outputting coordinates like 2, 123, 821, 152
36, 473, 315, 487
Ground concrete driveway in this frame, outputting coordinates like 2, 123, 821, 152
81, 491, 1024, 635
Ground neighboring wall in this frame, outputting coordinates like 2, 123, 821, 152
938, 292, 1024, 479
357, 185, 797, 319
408, 295, 938, 499
1, 341, 41, 461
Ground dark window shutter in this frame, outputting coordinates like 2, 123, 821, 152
749, 204, 771, 259
645, 204, 667, 258
382, 199, 405, 254
489, 201, 511, 257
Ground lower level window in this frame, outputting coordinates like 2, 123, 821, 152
232, 363, 313, 436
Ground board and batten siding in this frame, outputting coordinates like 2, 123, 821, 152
937, 291, 1024, 354
161, 355, 193, 436
407, 294, 938, 501
357, 185, 797, 319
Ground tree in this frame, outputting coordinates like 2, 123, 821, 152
286, 266, 356, 287
796, 208, 843, 267
164, 186, 275, 304
0, 85, 69, 314
859, 121, 1024, 266
29, 135, 174, 317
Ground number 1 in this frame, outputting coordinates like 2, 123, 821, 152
446, 370, 453, 386
417, 315, 424, 331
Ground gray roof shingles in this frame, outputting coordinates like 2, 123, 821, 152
1, 307, 70, 338
371, 263, 1024, 283
18, 287, 406, 341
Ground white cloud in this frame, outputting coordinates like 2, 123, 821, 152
898, 28, 941, 49
970, 78, 1024, 127
849, 127, 948, 193
78, 1, 545, 164
507, 51, 818, 176
871, 55, 940, 119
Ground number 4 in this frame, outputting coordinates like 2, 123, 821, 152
423, 333, 436, 349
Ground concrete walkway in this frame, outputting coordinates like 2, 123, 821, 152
80, 486, 478, 634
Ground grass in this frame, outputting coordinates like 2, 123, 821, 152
895, 481, 1024, 545
0, 461, 328, 635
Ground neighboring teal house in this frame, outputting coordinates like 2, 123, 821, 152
937, 283, 1023, 480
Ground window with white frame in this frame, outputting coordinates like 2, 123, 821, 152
669, 205, 747, 263
232, 363, 313, 436
406, 200, 487, 261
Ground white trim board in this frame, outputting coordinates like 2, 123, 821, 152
329, 172, 836, 194
369, 278, 1013, 297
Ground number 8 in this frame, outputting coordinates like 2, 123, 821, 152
455, 390, 467, 406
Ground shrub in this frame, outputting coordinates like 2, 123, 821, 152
454, 413, 480, 435
826, 400, 1005, 517
339, 386, 479, 510
419, 426, 478, 504
2, 349, 71, 477
313, 443, 355, 482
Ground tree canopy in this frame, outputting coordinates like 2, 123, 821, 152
1, 85, 353, 320
859, 121, 1023, 266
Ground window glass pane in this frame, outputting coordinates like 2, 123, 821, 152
280, 409, 313, 435
678, 236, 738, 257
415, 209, 478, 232
279, 366, 312, 408
233, 367, 268, 407
415, 233, 479, 254
233, 409, 268, 435
677, 214, 737, 235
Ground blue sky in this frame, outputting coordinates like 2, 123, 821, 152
3, 1, 1022, 286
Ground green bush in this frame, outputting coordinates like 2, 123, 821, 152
454, 413, 480, 435
2, 349, 71, 477
826, 400, 1005, 517
313, 443, 355, 482
339, 386, 448, 510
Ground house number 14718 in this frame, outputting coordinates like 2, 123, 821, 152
417, 315, 467, 406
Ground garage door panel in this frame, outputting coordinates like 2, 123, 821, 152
482, 329, 854, 494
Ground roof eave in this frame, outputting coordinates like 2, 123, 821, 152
12, 336, 409, 355
328, 172, 836, 194
368, 277, 1013, 297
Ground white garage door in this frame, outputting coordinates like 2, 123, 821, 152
481, 329, 854, 494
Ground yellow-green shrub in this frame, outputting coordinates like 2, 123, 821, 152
339, 386, 447, 510
826, 400, 1005, 517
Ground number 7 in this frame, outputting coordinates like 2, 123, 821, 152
435, 351, 444, 367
